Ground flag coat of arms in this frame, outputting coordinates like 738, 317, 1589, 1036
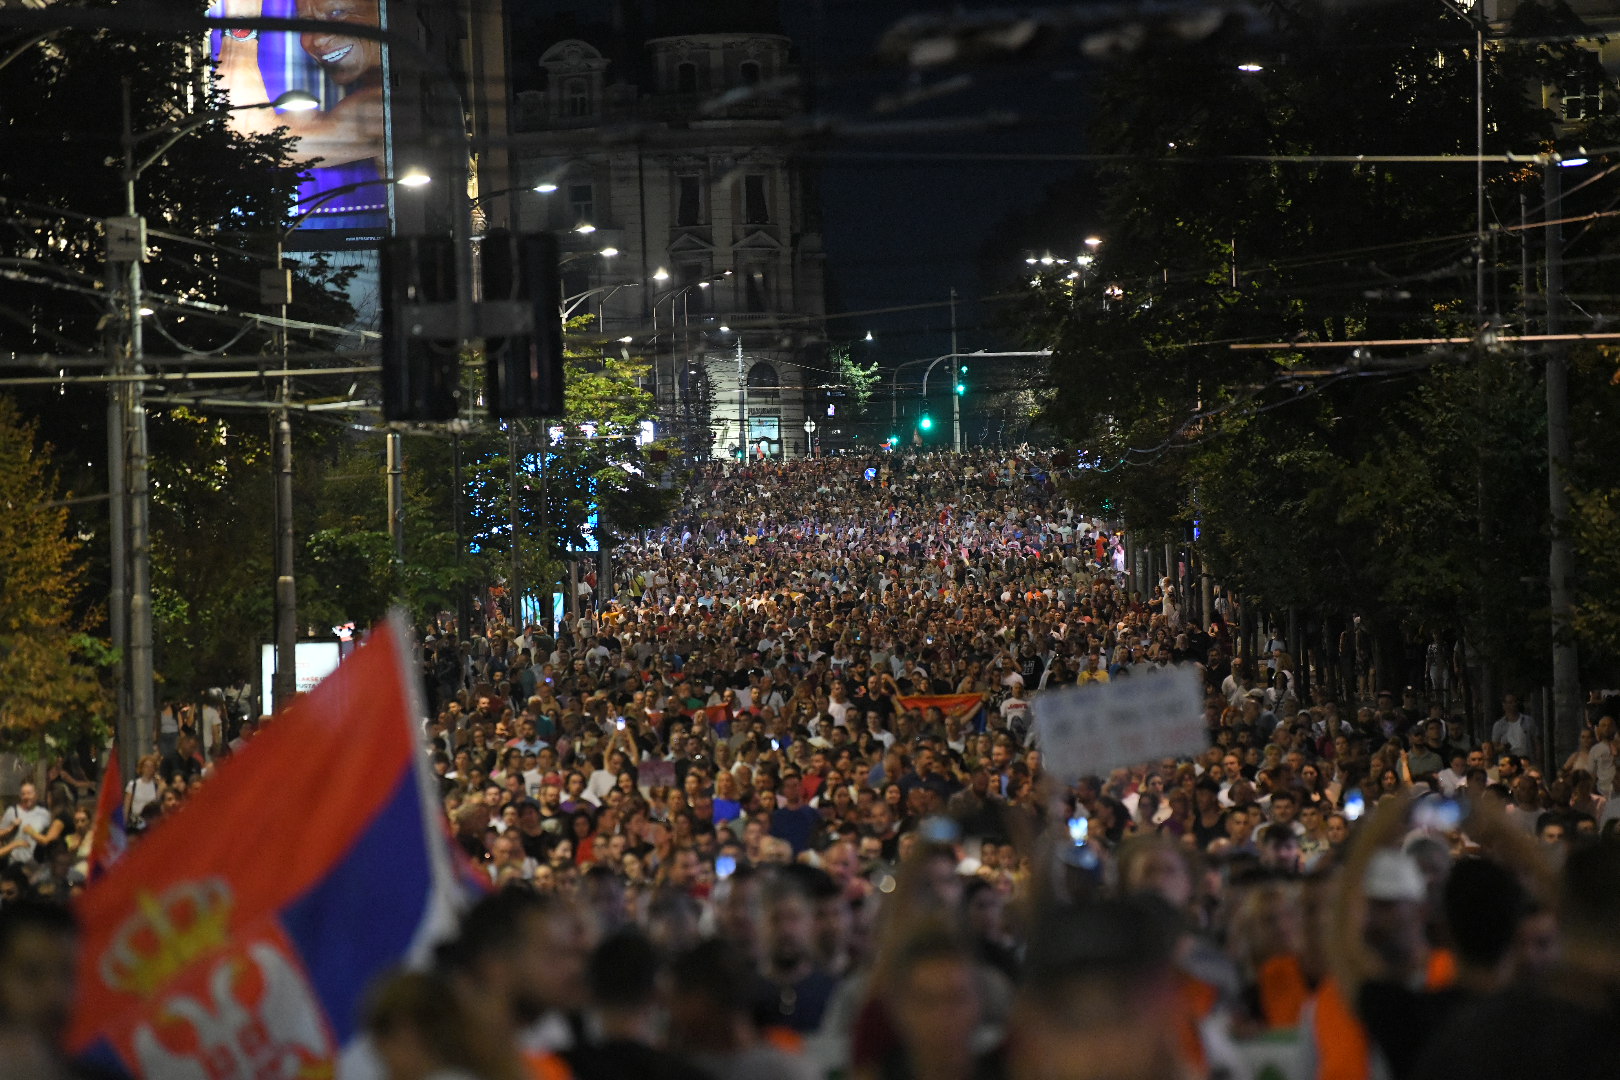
68, 618, 468, 1078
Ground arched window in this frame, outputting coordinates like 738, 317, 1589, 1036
747, 362, 780, 404
565, 79, 590, 117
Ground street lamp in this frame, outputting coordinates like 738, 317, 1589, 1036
108, 81, 316, 765
803, 416, 817, 457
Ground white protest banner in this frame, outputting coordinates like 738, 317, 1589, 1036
1031, 666, 1206, 778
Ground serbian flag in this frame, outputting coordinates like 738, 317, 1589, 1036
897, 693, 988, 732
87, 747, 127, 882
68, 616, 471, 1078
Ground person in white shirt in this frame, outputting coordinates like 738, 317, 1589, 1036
1000, 680, 1031, 738
827, 682, 852, 727
1589, 715, 1617, 797
1491, 694, 1538, 759
586, 750, 627, 804
0, 783, 55, 865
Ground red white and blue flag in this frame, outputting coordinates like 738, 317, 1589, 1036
87, 747, 127, 882
68, 616, 472, 1078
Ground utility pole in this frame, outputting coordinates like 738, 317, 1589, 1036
949, 287, 961, 453
118, 79, 155, 766
509, 422, 522, 625
386, 431, 406, 569
737, 335, 747, 459
267, 244, 296, 713
1544, 163, 1581, 757
104, 261, 129, 765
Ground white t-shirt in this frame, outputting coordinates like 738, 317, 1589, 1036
2, 804, 54, 864
126, 776, 161, 820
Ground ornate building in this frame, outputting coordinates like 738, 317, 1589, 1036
500, 3, 827, 459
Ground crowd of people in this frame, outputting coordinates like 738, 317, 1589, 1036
4, 448, 1620, 1080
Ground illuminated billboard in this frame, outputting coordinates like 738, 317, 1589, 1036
210, 0, 389, 238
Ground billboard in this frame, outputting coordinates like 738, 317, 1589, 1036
210, 0, 389, 239
259, 640, 346, 714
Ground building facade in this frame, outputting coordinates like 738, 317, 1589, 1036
501, 9, 827, 459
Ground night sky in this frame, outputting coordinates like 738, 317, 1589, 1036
514, 0, 1098, 371
782, 0, 1093, 366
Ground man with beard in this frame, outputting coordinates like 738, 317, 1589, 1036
760, 874, 841, 1034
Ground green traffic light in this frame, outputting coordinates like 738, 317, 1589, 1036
959, 365, 968, 374
955, 382, 966, 395
919, 415, 933, 431
888, 434, 900, 446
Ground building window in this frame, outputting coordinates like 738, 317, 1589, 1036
677, 62, 699, 93
568, 183, 594, 226
744, 267, 769, 312
747, 363, 780, 403
1563, 74, 1612, 120
676, 174, 703, 226
739, 60, 761, 86
743, 174, 769, 224
564, 79, 590, 117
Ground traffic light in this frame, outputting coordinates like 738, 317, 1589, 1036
918, 414, 933, 431
955, 381, 966, 395
380, 234, 460, 422
481, 230, 564, 418
887, 434, 900, 447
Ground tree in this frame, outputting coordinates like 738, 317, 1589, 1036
463, 323, 675, 615
1, 0, 360, 691
1015, 0, 1620, 696
0, 397, 114, 758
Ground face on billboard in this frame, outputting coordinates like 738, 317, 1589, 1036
212, 0, 388, 235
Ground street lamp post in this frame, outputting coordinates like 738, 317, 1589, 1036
110, 79, 316, 757
803, 416, 817, 458
264, 173, 420, 713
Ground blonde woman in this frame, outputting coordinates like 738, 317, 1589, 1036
123, 754, 165, 826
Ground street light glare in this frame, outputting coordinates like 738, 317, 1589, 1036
1558, 156, 1589, 168
397, 168, 431, 187
864, 331, 875, 342
273, 90, 320, 112
1237, 62, 1264, 72
618, 336, 633, 343
534, 181, 559, 193
574, 222, 597, 234
1084, 236, 1103, 248
719, 325, 731, 332
652, 266, 670, 281
600, 246, 620, 257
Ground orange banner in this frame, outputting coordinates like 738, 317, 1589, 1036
896, 693, 986, 728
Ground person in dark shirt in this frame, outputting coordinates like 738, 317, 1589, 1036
565, 930, 715, 1080
1415, 840, 1620, 1080
759, 873, 841, 1034
769, 773, 821, 856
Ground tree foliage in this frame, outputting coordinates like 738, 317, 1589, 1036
1016, 0, 1620, 685
0, 397, 114, 757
